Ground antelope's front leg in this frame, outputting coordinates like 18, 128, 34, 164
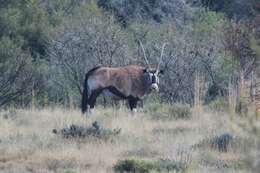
128, 97, 138, 116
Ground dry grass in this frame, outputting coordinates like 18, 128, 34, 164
0, 106, 259, 173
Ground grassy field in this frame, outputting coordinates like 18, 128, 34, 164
0, 105, 259, 173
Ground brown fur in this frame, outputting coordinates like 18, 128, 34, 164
82, 65, 160, 113
88, 65, 150, 98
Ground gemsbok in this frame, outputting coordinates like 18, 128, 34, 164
81, 42, 166, 115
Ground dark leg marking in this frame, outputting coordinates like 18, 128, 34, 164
88, 86, 141, 111
88, 89, 103, 109
106, 86, 140, 111
106, 86, 127, 99
128, 96, 139, 111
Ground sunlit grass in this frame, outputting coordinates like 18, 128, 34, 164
0, 106, 258, 173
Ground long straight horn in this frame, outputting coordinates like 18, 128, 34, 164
156, 43, 166, 74
139, 41, 151, 69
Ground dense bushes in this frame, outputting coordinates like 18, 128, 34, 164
0, 37, 34, 107
0, 0, 259, 109
0, 0, 53, 107
97, 0, 187, 25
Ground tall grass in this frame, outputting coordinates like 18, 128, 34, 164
0, 104, 258, 172
194, 71, 207, 118
228, 79, 237, 117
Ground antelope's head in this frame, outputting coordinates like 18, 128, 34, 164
139, 41, 166, 92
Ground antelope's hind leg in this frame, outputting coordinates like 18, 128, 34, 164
87, 89, 103, 116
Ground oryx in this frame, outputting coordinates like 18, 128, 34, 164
81, 42, 166, 115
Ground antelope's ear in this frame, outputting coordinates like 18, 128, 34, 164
159, 70, 164, 75
143, 68, 148, 73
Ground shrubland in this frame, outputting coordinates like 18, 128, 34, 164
0, 0, 259, 109
0, 1, 259, 172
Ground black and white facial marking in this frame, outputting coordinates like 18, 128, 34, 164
143, 69, 163, 92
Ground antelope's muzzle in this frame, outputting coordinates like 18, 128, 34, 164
151, 83, 159, 92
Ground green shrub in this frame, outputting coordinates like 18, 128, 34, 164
113, 159, 187, 173
114, 159, 155, 173
53, 121, 121, 141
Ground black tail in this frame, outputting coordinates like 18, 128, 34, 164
81, 78, 88, 113
81, 66, 101, 113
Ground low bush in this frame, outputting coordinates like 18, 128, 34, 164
113, 159, 187, 173
53, 121, 121, 141
192, 133, 234, 152
114, 159, 155, 173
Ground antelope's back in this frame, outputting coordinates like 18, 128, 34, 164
88, 65, 146, 98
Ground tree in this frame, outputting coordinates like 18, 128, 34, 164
48, 6, 132, 105
0, 37, 34, 107
129, 11, 230, 104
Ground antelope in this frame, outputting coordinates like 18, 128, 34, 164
81, 42, 166, 115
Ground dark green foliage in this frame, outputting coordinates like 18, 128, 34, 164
201, 0, 232, 12
114, 159, 155, 173
205, 84, 225, 102
113, 159, 187, 173
97, 0, 186, 25
53, 121, 121, 140
0, 0, 52, 107
0, 37, 34, 107
200, 0, 254, 20
0, 0, 52, 58
0, 0, 259, 108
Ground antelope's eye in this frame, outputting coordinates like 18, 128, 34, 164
148, 73, 153, 80
159, 70, 164, 75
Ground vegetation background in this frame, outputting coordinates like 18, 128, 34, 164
0, 0, 259, 172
